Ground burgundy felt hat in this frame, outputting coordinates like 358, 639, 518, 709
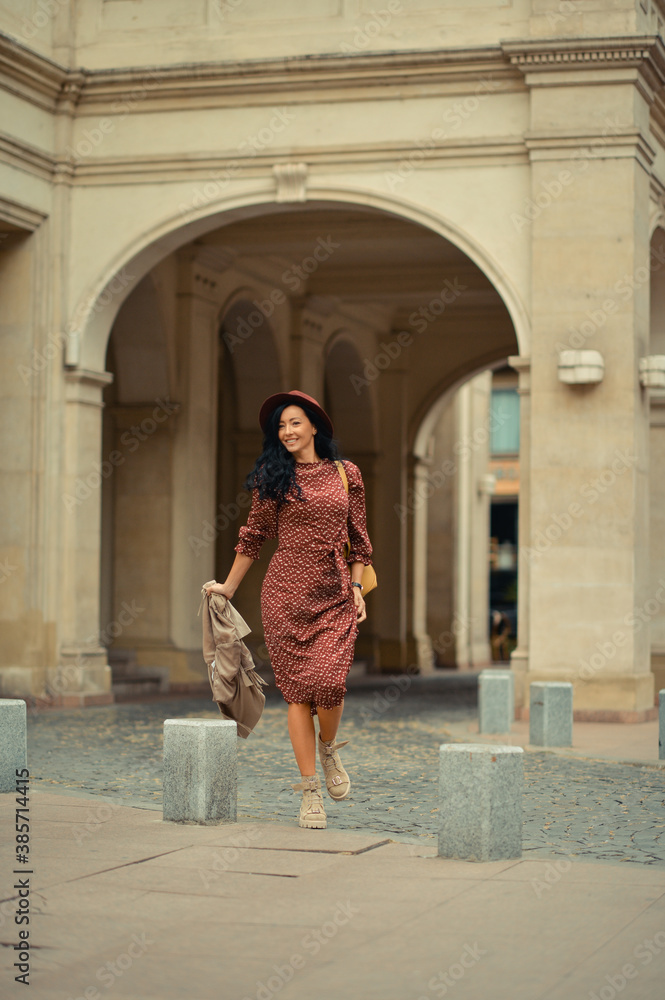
258, 389, 334, 436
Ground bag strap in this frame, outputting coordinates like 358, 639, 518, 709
334, 460, 349, 494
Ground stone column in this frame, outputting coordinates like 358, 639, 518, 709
426, 394, 457, 668
289, 300, 327, 399
508, 355, 531, 712
169, 253, 220, 679
375, 365, 408, 670
57, 368, 114, 704
510, 47, 658, 719
412, 455, 435, 673
650, 394, 665, 698
454, 375, 493, 670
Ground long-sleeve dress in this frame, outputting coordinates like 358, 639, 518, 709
234, 457, 373, 713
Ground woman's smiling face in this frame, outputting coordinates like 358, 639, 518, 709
278, 405, 317, 459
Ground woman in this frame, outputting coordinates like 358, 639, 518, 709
205, 389, 373, 830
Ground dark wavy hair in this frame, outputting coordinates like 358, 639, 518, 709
243, 402, 341, 507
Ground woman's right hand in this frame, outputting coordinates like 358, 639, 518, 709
205, 582, 235, 599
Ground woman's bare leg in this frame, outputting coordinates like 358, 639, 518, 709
317, 701, 344, 742
287, 702, 316, 775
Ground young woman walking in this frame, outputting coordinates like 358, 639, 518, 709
205, 389, 373, 829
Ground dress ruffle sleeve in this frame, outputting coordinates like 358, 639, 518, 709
343, 461, 373, 566
235, 489, 279, 560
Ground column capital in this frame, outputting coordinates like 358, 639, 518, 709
177, 247, 233, 304
64, 368, 113, 407
508, 354, 531, 395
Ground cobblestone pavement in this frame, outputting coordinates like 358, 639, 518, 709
25, 688, 665, 866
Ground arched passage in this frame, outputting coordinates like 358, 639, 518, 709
65, 195, 524, 690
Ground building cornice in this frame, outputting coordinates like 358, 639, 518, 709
0, 31, 71, 112
502, 35, 665, 100
3, 31, 665, 114
72, 46, 517, 109
0, 131, 55, 181
0, 193, 46, 231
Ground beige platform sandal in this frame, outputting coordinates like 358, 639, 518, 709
291, 775, 327, 829
318, 733, 351, 800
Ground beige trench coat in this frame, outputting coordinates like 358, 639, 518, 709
199, 582, 267, 738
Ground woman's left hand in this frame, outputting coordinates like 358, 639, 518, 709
352, 586, 367, 623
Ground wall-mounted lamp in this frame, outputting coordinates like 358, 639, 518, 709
557, 349, 604, 385
638, 355, 665, 389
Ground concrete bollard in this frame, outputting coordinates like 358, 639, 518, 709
660, 690, 665, 761
0, 699, 27, 793
529, 682, 573, 747
478, 671, 512, 733
438, 743, 523, 861
484, 668, 515, 721
163, 719, 237, 824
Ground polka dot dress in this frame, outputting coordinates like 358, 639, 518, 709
234, 458, 373, 714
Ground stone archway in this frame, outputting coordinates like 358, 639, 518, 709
60, 193, 529, 695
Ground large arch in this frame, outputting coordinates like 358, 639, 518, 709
61, 190, 527, 690
70, 187, 531, 374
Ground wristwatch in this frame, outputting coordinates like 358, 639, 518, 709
351, 582, 363, 591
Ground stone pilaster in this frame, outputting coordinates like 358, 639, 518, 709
56, 367, 114, 705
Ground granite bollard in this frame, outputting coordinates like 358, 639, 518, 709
478, 670, 513, 733
659, 690, 665, 761
529, 682, 573, 747
163, 719, 237, 824
438, 743, 523, 861
0, 699, 27, 792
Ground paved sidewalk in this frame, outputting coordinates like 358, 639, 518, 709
442, 715, 663, 768
1, 791, 665, 1000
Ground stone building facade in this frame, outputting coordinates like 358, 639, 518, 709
1, 0, 664, 719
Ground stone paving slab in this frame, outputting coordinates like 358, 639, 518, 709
2, 793, 665, 1000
